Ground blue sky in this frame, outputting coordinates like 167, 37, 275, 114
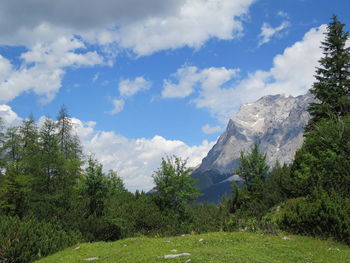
0, 0, 349, 191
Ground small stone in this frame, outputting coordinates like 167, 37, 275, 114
282, 236, 291, 240
328, 247, 340, 251
84, 257, 99, 261
164, 253, 191, 259
198, 238, 204, 242
74, 246, 80, 250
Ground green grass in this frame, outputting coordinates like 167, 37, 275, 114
36, 232, 350, 263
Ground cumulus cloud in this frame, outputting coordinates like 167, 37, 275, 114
162, 66, 200, 98
0, 0, 254, 54
116, 0, 254, 55
258, 21, 290, 46
83, 133, 214, 191
0, 105, 213, 191
110, 99, 125, 115
119, 77, 151, 97
0, 36, 104, 104
163, 25, 326, 123
109, 76, 151, 114
162, 65, 240, 121
69, 117, 214, 191
0, 0, 184, 46
202, 124, 222, 134
0, 104, 22, 127
0, 0, 255, 103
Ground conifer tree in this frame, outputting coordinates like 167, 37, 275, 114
57, 105, 82, 160
234, 143, 269, 194
308, 15, 350, 126
152, 156, 199, 211
0, 117, 5, 176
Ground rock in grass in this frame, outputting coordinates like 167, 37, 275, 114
164, 253, 191, 259
84, 257, 99, 261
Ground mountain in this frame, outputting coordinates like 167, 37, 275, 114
193, 93, 314, 203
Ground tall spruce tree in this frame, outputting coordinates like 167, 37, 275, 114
308, 15, 350, 127
234, 143, 269, 194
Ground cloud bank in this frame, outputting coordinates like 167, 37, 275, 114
0, 0, 255, 103
0, 105, 213, 191
162, 25, 326, 123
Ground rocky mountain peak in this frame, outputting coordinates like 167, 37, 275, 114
193, 93, 314, 203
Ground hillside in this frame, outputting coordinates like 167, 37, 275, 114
36, 232, 350, 263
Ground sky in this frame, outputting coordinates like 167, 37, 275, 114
0, 0, 349, 191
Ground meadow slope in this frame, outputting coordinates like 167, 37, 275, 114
36, 232, 350, 263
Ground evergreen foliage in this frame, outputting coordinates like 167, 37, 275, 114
0, 216, 81, 263
230, 144, 270, 217
277, 190, 350, 244
308, 15, 350, 126
235, 143, 269, 195
292, 116, 350, 197
152, 156, 199, 211
283, 15, 350, 244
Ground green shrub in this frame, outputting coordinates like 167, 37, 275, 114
188, 203, 224, 233
78, 215, 122, 242
277, 190, 350, 244
0, 216, 82, 263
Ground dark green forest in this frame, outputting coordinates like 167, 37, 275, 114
1, 15, 349, 263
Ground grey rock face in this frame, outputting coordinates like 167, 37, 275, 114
194, 93, 314, 177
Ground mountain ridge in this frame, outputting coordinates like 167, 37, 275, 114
193, 93, 314, 203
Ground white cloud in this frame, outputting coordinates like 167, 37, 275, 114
163, 66, 239, 100
71, 118, 96, 140
162, 65, 239, 121
0, 106, 213, 191
277, 11, 289, 19
0, 105, 22, 127
162, 66, 200, 98
109, 76, 151, 115
116, 0, 254, 55
68, 117, 214, 191
82, 132, 214, 191
0, 0, 256, 103
119, 77, 151, 97
0, 1, 184, 46
0, 36, 104, 104
163, 25, 326, 123
92, 73, 100, 82
202, 124, 222, 134
110, 99, 125, 115
258, 21, 290, 46
0, 0, 254, 55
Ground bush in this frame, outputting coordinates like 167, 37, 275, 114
189, 203, 225, 233
0, 216, 82, 263
277, 190, 350, 244
78, 215, 123, 242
